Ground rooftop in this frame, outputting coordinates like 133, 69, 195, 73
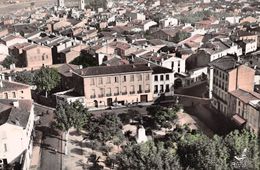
74, 64, 152, 76
0, 99, 32, 128
229, 89, 260, 104
209, 55, 238, 71
0, 80, 30, 93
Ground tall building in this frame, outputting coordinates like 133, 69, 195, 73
208, 55, 255, 116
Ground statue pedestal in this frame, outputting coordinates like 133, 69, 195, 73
136, 126, 148, 143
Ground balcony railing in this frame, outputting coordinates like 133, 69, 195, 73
130, 91, 135, 94
98, 94, 104, 98
106, 93, 112, 97
145, 90, 150, 93
114, 93, 120, 96
122, 92, 127, 95
137, 90, 142, 94
90, 95, 96, 99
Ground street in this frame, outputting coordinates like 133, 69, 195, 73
34, 104, 62, 170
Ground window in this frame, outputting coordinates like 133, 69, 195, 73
12, 92, 16, 98
90, 78, 95, 85
154, 75, 158, 81
238, 101, 241, 106
123, 76, 126, 82
91, 89, 95, 98
122, 86, 127, 93
106, 77, 111, 84
42, 55, 45, 61
98, 77, 103, 84
166, 74, 169, 80
21, 91, 23, 94
160, 85, 164, 92
166, 84, 170, 92
138, 74, 142, 81
115, 77, 119, 83
154, 85, 158, 93
160, 75, 164, 81
130, 85, 135, 93
4, 144, 7, 152
130, 75, 134, 82
145, 84, 150, 91
145, 74, 149, 80
100, 88, 105, 95
107, 88, 111, 96
4, 93, 8, 99
138, 85, 142, 92
178, 68, 180, 73
115, 87, 119, 94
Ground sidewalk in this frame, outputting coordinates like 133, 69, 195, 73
30, 131, 43, 170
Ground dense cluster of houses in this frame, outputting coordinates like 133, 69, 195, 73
1, 0, 260, 168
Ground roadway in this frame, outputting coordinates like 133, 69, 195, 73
34, 104, 62, 170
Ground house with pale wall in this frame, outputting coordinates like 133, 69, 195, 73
0, 99, 34, 170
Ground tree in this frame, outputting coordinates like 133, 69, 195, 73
115, 141, 181, 170
86, 113, 124, 145
70, 50, 98, 68
146, 105, 178, 128
1, 55, 17, 69
224, 130, 260, 169
34, 67, 60, 97
177, 133, 229, 170
54, 101, 92, 155
13, 71, 35, 85
173, 32, 191, 43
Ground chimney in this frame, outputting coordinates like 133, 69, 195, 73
8, 76, 12, 82
13, 101, 19, 108
147, 62, 150, 67
79, 65, 83, 69
0, 80, 3, 88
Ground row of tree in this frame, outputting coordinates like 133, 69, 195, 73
112, 128, 260, 170
53, 101, 260, 169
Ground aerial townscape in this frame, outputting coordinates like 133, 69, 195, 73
1, 0, 260, 169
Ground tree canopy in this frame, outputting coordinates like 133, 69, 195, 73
113, 141, 181, 170
1, 55, 17, 69
13, 71, 35, 85
86, 113, 124, 144
146, 105, 178, 128
70, 50, 98, 68
54, 100, 92, 132
34, 67, 60, 96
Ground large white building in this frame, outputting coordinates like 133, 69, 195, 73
0, 99, 34, 170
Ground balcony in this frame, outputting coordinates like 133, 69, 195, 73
130, 91, 135, 94
90, 95, 96, 99
114, 93, 120, 96
145, 90, 150, 93
106, 93, 112, 97
98, 94, 104, 98
137, 90, 143, 94
122, 92, 127, 95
